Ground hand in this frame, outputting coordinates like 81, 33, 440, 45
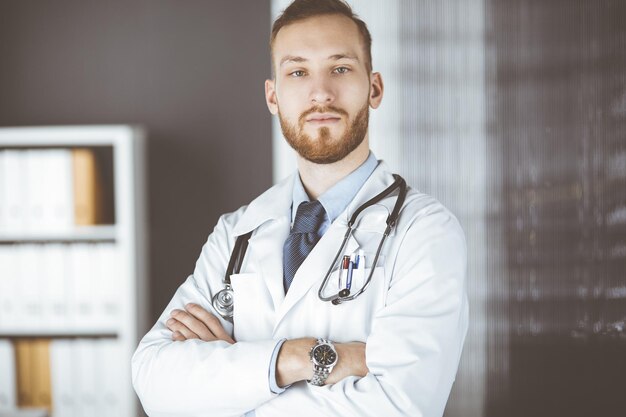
324, 342, 368, 385
166, 303, 235, 344
276, 339, 368, 387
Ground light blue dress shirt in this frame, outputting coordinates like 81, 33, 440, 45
291, 152, 378, 236
245, 152, 378, 416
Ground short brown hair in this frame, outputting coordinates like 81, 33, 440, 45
270, 0, 373, 74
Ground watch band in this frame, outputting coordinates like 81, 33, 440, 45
310, 363, 332, 386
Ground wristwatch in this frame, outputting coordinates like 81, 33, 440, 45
308, 338, 338, 386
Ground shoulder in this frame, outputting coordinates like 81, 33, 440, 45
363, 164, 465, 248
391, 186, 467, 272
403, 188, 463, 233
213, 172, 296, 236
370, 165, 464, 239
400, 187, 465, 245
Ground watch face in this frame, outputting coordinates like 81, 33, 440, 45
313, 344, 337, 366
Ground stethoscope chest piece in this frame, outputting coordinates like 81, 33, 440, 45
213, 230, 254, 320
212, 285, 234, 319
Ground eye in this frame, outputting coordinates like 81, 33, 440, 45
333, 66, 350, 74
289, 70, 306, 78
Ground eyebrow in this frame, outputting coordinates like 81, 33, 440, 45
279, 53, 360, 67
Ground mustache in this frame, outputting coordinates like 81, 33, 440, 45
299, 105, 348, 124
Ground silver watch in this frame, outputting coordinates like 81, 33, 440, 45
308, 338, 338, 386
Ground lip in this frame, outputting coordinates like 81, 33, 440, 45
306, 113, 342, 124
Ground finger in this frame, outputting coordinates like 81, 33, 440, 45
171, 309, 217, 342
186, 303, 235, 344
166, 317, 200, 340
171, 331, 186, 341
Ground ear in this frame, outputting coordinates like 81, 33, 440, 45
265, 79, 279, 115
368, 72, 384, 109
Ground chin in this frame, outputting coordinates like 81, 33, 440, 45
310, 130, 344, 143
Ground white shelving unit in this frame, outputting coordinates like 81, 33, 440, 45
0, 126, 148, 417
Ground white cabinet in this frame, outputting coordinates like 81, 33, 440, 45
0, 126, 148, 417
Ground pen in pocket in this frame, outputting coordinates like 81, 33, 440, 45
346, 253, 356, 291
339, 255, 350, 290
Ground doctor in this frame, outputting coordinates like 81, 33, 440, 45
132, 0, 468, 416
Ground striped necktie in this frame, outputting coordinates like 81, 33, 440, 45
283, 200, 326, 293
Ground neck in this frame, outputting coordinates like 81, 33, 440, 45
297, 136, 370, 200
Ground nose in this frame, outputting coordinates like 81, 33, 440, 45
309, 76, 335, 105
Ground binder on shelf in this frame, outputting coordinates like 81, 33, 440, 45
14, 339, 52, 412
96, 339, 127, 417
31, 339, 52, 411
50, 340, 77, 417
14, 339, 33, 407
15, 245, 43, 329
42, 149, 74, 232
75, 340, 98, 417
72, 148, 104, 226
25, 150, 46, 233
2, 150, 27, 233
0, 245, 18, 329
0, 151, 5, 231
41, 244, 70, 330
69, 244, 96, 331
0, 339, 16, 410
94, 243, 121, 330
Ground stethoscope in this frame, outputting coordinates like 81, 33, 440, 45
212, 174, 407, 320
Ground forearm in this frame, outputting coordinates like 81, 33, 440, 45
131, 275, 281, 417
276, 338, 368, 387
275, 338, 316, 387
254, 374, 416, 417
132, 331, 280, 417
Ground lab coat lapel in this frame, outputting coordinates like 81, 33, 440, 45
235, 162, 398, 328
274, 162, 397, 326
275, 224, 360, 326
246, 216, 289, 312
231, 174, 295, 313
232, 173, 295, 237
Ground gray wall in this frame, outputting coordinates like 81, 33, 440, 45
0, 0, 273, 321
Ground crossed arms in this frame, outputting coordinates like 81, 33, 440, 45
166, 303, 368, 387
132, 205, 468, 417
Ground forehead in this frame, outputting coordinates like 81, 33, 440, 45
273, 14, 364, 65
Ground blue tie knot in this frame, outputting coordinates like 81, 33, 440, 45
292, 200, 326, 234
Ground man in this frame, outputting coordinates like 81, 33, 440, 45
132, 1, 468, 416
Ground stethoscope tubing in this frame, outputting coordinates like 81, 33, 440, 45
214, 174, 407, 319
318, 175, 406, 304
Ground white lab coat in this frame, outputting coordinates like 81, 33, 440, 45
132, 161, 468, 417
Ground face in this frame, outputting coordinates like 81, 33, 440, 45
266, 14, 383, 164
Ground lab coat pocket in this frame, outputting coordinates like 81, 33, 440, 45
325, 252, 385, 295
323, 266, 386, 342
229, 272, 274, 341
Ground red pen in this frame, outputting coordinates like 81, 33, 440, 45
339, 255, 350, 289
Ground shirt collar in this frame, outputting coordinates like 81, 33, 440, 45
291, 151, 378, 224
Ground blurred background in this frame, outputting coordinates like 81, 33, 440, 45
0, 1, 624, 417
